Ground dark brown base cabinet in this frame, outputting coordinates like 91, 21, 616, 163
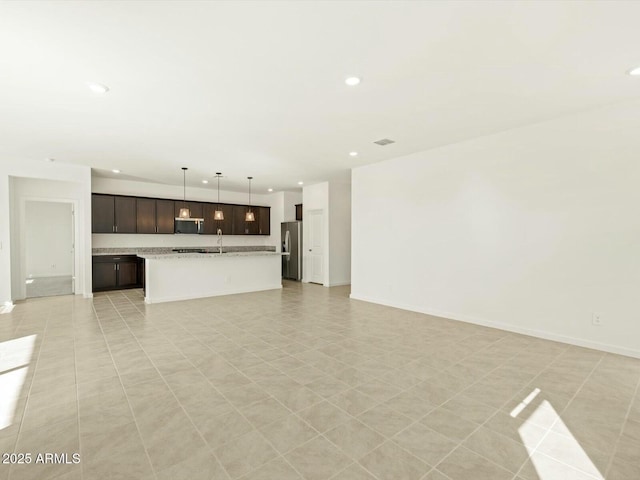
92, 255, 144, 292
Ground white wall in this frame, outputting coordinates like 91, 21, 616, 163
351, 101, 640, 358
0, 161, 92, 303
25, 201, 73, 277
328, 173, 351, 287
283, 191, 302, 222
91, 177, 281, 249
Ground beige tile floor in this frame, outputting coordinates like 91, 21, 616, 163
0, 281, 639, 480
25, 276, 73, 299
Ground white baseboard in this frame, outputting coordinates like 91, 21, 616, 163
349, 293, 640, 359
0, 302, 15, 314
83, 293, 93, 299
27, 273, 73, 278
327, 281, 351, 287
145, 284, 283, 304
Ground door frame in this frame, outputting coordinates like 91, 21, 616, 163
18, 197, 79, 299
304, 209, 326, 286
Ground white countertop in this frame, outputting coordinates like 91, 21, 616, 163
138, 251, 281, 260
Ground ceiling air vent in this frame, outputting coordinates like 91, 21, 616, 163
374, 138, 395, 146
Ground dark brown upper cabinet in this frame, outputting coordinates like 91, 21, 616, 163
137, 198, 175, 234
92, 194, 115, 233
92, 193, 269, 235
114, 196, 136, 233
202, 203, 233, 235
136, 198, 156, 234
92, 194, 136, 233
174, 201, 203, 219
257, 206, 270, 235
156, 199, 175, 234
230, 205, 269, 235
232, 205, 250, 235
295, 203, 303, 221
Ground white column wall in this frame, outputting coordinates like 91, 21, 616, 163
302, 182, 329, 285
328, 173, 351, 287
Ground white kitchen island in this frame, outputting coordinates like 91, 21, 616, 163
139, 251, 281, 304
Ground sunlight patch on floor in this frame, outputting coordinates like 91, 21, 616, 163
511, 387, 540, 418
518, 394, 604, 480
0, 334, 37, 430
0, 303, 15, 314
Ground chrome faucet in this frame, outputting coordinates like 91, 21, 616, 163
217, 228, 223, 254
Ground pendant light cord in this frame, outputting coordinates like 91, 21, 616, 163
183, 168, 186, 207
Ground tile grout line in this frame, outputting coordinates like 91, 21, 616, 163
71, 304, 83, 480
90, 294, 158, 480
128, 291, 399, 480
126, 292, 361, 479
512, 352, 607, 480
271, 324, 540, 479
199, 306, 553, 480
7, 305, 49, 480
3, 292, 536, 480
406, 342, 579, 480
602, 364, 640, 478
22, 287, 636, 480
119, 290, 308, 480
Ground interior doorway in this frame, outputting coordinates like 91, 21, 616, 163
308, 209, 324, 285
24, 201, 75, 298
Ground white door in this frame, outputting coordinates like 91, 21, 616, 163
308, 210, 324, 284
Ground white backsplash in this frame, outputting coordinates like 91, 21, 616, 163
92, 233, 274, 249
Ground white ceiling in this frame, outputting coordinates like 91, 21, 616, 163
1, 1, 640, 193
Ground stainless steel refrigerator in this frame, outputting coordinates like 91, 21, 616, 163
281, 221, 302, 281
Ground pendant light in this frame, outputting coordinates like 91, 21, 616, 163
178, 167, 191, 219
245, 176, 255, 222
214, 173, 224, 221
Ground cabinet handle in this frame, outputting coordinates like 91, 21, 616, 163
115, 225, 118, 233
112, 225, 115, 232
114, 264, 117, 271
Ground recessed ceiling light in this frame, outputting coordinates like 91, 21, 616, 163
298, 181, 304, 185
349, 151, 358, 157
628, 66, 640, 76
87, 82, 109, 94
112, 169, 120, 174
345, 76, 361, 86
267, 188, 273, 192
202, 180, 208, 184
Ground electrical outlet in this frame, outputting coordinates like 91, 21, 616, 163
592, 312, 603, 326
